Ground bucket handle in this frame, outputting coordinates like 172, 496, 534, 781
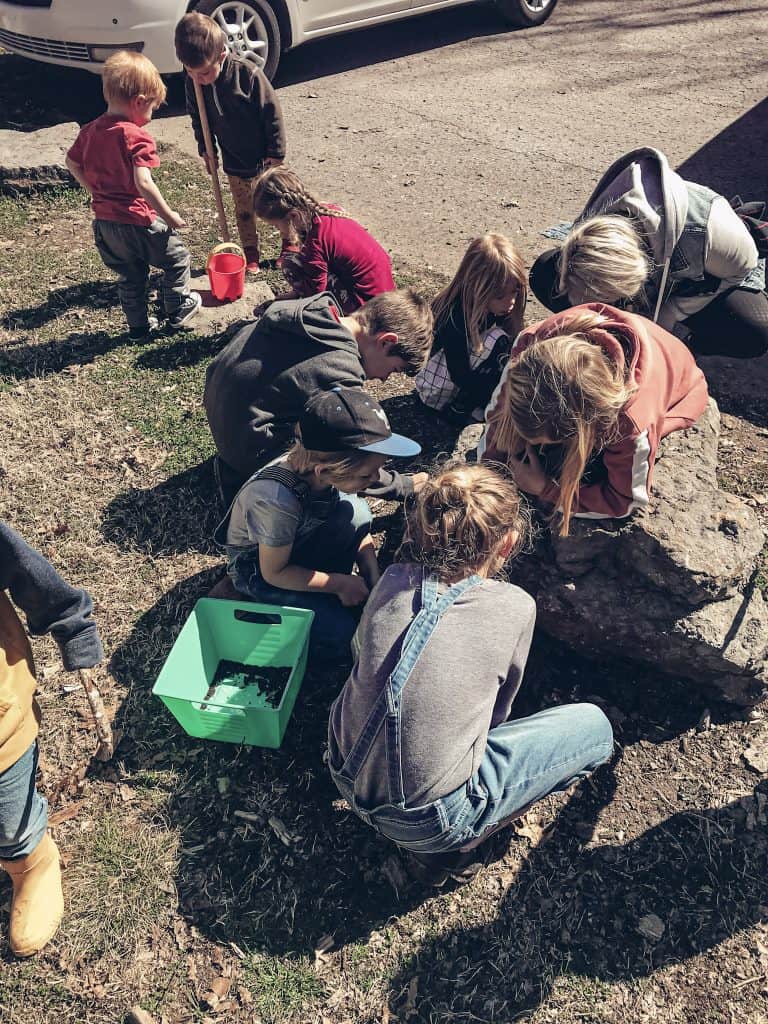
206, 241, 246, 271
234, 609, 282, 625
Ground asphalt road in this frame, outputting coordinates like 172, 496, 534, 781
148, 0, 768, 278
2, 0, 766, 279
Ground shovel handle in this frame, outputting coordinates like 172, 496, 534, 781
193, 78, 231, 243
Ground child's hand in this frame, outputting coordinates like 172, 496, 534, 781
166, 210, 187, 230
508, 443, 548, 496
332, 573, 370, 607
263, 156, 283, 170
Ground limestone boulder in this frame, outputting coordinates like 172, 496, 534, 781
511, 400, 768, 706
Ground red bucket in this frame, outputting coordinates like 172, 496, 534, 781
207, 246, 246, 302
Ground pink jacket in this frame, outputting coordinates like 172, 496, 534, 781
480, 304, 709, 519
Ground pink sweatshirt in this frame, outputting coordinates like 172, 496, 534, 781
480, 304, 709, 519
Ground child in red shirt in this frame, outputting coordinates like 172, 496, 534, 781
66, 51, 201, 341
253, 166, 395, 314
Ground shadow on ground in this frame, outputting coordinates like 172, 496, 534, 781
678, 96, 768, 201
102, 460, 220, 557
105, 550, 715, 961
385, 780, 768, 1020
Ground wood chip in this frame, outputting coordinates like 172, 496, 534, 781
48, 800, 86, 827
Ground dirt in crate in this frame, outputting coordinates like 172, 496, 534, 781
205, 659, 291, 708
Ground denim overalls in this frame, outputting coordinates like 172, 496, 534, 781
330, 571, 615, 855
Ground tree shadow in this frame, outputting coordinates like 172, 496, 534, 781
1, 279, 118, 331
101, 461, 220, 557
385, 777, 768, 1020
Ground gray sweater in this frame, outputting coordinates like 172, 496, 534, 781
328, 563, 536, 807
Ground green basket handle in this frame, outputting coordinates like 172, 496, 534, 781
234, 609, 282, 625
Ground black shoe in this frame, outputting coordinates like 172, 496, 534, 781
405, 848, 484, 888
167, 291, 202, 329
127, 315, 159, 342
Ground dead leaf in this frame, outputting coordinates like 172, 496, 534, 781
637, 913, 665, 942
512, 811, 553, 845
209, 976, 231, 1000
381, 854, 409, 899
49, 800, 86, 827
268, 815, 295, 846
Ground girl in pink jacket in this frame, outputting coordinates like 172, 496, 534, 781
479, 304, 708, 535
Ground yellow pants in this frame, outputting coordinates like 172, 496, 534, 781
227, 174, 261, 257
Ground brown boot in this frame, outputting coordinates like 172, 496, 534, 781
0, 832, 63, 957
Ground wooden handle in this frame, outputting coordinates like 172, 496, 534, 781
78, 667, 114, 762
193, 78, 231, 243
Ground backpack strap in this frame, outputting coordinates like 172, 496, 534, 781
255, 465, 311, 508
213, 463, 310, 548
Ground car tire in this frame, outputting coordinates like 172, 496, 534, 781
494, 0, 559, 28
194, 0, 281, 80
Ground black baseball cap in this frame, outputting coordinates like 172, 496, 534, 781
300, 387, 421, 457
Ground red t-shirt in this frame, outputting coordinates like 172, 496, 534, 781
293, 207, 395, 311
67, 114, 160, 227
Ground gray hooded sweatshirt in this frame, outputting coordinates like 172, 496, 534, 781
579, 147, 761, 334
204, 293, 368, 478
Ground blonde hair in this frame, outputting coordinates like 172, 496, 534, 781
398, 462, 529, 581
286, 443, 381, 488
558, 215, 650, 306
488, 310, 637, 537
432, 234, 527, 354
174, 12, 226, 67
352, 288, 434, 375
253, 166, 349, 240
102, 51, 167, 106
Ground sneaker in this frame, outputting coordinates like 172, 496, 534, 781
127, 315, 159, 342
244, 247, 261, 274
167, 291, 202, 329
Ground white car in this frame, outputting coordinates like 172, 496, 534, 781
0, 0, 558, 81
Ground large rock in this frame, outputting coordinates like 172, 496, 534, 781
511, 400, 768, 706
0, 122, 81, 195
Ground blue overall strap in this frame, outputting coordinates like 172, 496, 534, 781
337, 571, 483, 799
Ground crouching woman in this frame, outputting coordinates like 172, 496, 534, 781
327, 463, 613, 881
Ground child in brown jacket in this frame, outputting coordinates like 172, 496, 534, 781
174, 12, 286, 273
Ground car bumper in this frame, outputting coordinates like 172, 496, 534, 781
0, 0, 187, 74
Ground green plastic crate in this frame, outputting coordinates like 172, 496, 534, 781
152, 598, 314, 748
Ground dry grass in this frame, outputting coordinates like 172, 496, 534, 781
0, 152, 767, 1024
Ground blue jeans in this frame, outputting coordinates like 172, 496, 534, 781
0, 743, 48, 860
229, 493, 372, 662
334, 704, 613, 854
330, 572, 614, 854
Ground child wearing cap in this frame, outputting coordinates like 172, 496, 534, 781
217, 387, 420, 662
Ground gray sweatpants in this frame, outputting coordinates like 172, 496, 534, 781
93, 218, 191, 331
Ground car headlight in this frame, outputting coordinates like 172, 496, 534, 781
87, 42, 144, 63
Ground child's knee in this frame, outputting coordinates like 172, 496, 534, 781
573, 702, 614, 760
347, 495, 373, 531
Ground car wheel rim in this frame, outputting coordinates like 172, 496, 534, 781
522, 0, 552, 10
210, 1, 269, 72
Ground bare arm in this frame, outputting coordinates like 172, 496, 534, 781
355, 534, 380, 591
133, 165, 185, 229
65, 156, 91, 194
258, 543, 369, 607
